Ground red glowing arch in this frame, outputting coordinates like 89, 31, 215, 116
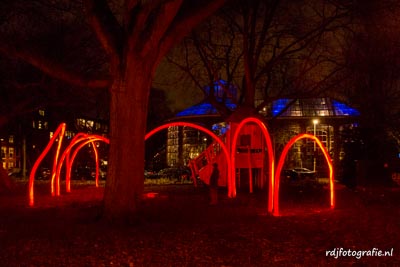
29, 121, 336, 218
145, 122, 233, 196
65, 136, 109, 192
29, 124, 110, 206
54, 133, 89, 195
231, 117, 275, 212
29, 123, 66, 206
273, 133, 335, 216
55, 134, 109, 195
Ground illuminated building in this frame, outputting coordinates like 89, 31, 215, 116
264, 98, 360, 176
165, 81, 360, 190
166, 80, 236, 167
0, 134, 19, 172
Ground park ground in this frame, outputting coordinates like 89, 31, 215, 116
0, 180, 399, 266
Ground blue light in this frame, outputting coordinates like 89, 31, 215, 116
176, 100, 236, 117
332, 100, 360, 116
176, 80, 237, 117
212, 123, 230, 135
272, 99, 291, 116
177, 96, 359, 118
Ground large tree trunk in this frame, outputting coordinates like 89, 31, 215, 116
81, 0, 228, 222
103, 56, 155, 222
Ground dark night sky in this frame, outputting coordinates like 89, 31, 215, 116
154, 58, 204, 114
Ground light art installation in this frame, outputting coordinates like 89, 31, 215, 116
56, 134, 109, 195
29, 124, 109, 206
54, 133, 89, 195
230, 117, 275, 212
145, 121, 234, 197
273, 133, 334, 216
29, 119, 335, 217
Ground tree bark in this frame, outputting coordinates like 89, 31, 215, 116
103, 53, 156, 222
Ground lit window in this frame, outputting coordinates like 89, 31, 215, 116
86, 120, 94, 129
50, 132, 54, 139
77, 118, 86, 127
38, 121, 42, 129
9, 135, 14, 144
9, 148, 14, 158
65, 131, 74, 139
1, 147, 6, 158
39, 109, 45, 116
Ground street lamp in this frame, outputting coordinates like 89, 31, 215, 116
312, 119, 319, 171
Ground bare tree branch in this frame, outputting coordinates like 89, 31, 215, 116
158, 0, 227, 64
138, 0, 183, 57
0, 42, 111, 89
84, 0, 123, 59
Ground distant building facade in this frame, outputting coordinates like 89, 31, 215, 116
0, 108, 109, 177
166, 80, 237, 167
164, 81, 360, 189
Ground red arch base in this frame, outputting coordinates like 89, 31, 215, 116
230, 117, 275, 212
273, 133, 335, 216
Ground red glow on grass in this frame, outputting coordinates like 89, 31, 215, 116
273, 133, 334, 216
145, 122, 233, 197
144, 192, 159, 198
231, 117, 275, 212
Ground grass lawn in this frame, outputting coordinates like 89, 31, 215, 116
0, 180, 399, 266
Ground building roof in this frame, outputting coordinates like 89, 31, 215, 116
271, 98, 360, 117
173, 80, 359, 119
174, 97, 359, 119
175, 79, 237, 119
175, 99, 237, 117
